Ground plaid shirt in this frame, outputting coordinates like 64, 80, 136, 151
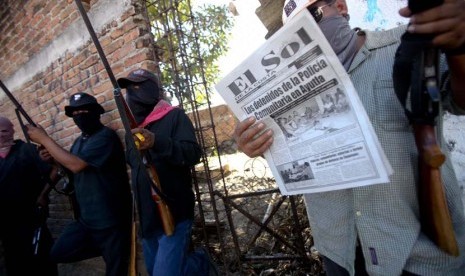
304, 26, 465, 275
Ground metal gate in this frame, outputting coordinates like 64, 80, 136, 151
145, 0, 323, 274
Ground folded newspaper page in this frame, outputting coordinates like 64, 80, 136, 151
215, 11, 392, 195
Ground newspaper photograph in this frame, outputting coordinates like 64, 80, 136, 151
215, 10, 392, 195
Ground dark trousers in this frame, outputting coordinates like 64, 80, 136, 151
322, 245, 420, 276
1, 223, 57, 276
51, 220, 130, 276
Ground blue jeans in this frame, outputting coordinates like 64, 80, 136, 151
142, 219, 209, 276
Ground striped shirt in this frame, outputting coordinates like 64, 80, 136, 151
304, 26, 465, 275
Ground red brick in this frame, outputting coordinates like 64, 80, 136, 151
0, 4, 168, 270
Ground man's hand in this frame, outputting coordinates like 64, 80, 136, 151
233, 117, 273, 158
400, 0, 465, 50
132, 128, 154, 150
38, 145, 54, 163
26, 125, 49, 145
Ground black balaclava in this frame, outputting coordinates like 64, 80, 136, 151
73, 109, 103, 135
126, 80, 160, 125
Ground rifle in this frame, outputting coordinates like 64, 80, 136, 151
56, 167, 80, 220
393, 0, 459, 256
73, 0, 175, 240
73, 2, 175, 271
0, 79, 36, 127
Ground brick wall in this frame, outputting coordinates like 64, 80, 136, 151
1, 0, 158, 137
1, 0, 83, 79
187, 104, 237, 155
0, 0, 157, 274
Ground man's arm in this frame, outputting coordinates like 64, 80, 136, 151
400, 0, 465, 109
35, 146, 61, 207
27, 125, 88, 173
38, 145, 62, 184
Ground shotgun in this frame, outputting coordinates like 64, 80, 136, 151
393, 0, 459, 256
73, 0, 175, 241
129, 193, 137, 276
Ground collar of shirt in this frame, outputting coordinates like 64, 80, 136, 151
348, 25, 407, 73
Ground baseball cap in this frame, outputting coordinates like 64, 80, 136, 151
282, 0, 318, 24
64, 92, 105, 117
117, 69, 161, 89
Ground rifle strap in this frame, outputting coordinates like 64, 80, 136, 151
393, 32, 440, 126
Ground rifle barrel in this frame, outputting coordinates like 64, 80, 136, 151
0, 79, 36, 126
73, 0, 118, 88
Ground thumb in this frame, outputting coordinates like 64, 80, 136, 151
399, 6, 412, 18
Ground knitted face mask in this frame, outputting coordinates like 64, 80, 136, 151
72, 111, 103, 135
126, 80, 160, 124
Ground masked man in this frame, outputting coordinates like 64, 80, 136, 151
27, 92, 132, 276
0, 116, 58, 276
233, 0, 465, 275
117, 69, 217, 275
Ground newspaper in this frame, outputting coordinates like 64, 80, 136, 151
215, 11, 392, 195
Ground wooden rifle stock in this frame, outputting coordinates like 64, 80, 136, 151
129, 193, 137, 276
414, 125, 459, 256
393, 0, 459, 253
129, 225, 137, 276
412, 46, 459, 256
147, 164, 175, 235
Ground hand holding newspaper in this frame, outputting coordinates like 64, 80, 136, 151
215, 11, 392, 195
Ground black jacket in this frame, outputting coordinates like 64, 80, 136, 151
127, 108, 201, 239
0, 140, 50, 223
